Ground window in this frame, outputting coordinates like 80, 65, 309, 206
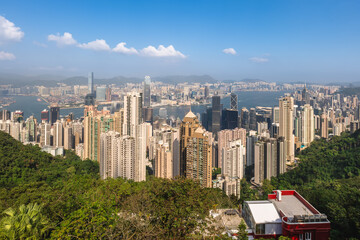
255, 224, 265, 234
305, 232, 312, 240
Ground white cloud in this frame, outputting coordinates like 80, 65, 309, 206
0, 16, 24, 44
78, 39, 110, 51
48, 32, 77, 46
33, 41, 47, 48
249, 57, 269, 63
113, 42, 138, 55
223, 48, 237, 55
0, 51, 15, 60
141, 45, 186, 58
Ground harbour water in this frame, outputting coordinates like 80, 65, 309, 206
3, 91, 289, 120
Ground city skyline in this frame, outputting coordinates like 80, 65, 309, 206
0, 0, 360, 82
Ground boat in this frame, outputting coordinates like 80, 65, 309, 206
37, 98, 42, 102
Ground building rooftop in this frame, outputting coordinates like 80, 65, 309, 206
184, 110, 196, 119
246, 201, 281, 224
270, 195, 315, 217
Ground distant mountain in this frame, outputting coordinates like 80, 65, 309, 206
153, 75, 218, 84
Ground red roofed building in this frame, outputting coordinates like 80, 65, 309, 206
243, 190, 330, 240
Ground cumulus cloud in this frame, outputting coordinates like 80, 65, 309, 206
249, 57, 269, 63
141, 45, 186, 58
0, 16, 24, 44
78, 39, 110, 51
113, 42, 138, 55
0, 51, 15, 60
48, 32, 77, 46
223, 48, 237, 55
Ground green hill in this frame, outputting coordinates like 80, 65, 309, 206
270, 131, 360, 239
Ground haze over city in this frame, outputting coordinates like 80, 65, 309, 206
1, 0, 360, 82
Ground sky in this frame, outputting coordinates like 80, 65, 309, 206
0, 0, 360, 82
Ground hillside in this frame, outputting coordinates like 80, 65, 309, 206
0, 131, 233, 239
269, 131, 360, 239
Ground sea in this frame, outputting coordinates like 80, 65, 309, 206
3, 91, 289, 120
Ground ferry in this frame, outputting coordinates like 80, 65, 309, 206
37, 98, 42, 102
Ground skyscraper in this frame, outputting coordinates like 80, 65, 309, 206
41, 109, 49, 122
221, 109, 238, 130
230, 93, 238, 110
143, 76, 151, 107
53, 120, 64, 147
180, 111, 213, 187
40, 122, 51, 147
123, 92, 143, 137
249, 108, 257, 130
50, 106, 60, 125
211, 96, 221, 137
25, 116, 37, 142
88, 72, 94, 94
222, 139, 245, 179
279, 96, 294, 163
301, 104, 314, 147
320, 113, 328, 139
96, 86, 106, 101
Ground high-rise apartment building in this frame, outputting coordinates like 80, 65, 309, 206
180, 111, 212, 187
279, 96, 294, 162
218, 128, 246, 168
64, 125, 73, 150
222, 139, 245, 179
301, 104, 314, 147
25, 116, 37, 142
123, 92, 143, 137
53, 120, 63, 147
40, 122, 51, 147
320, 113, 328, 138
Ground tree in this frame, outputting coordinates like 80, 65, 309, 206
237, 220, 248, 240
0, 203, 51, 239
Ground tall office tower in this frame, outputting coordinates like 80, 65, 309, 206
88, 72, 94, 94
320, 113, 328, 138
180, 110, 212, 187
279, 96, 295, 163
72, 121, 83, 148
249, 108, 257, 130
64, 125, 73, 150
96, 86, 107, 101
142, 107, 153, 123
272, 107, 280, 124
84, 93, 95, 106
240, 108, 250, 130
0, 109, 10, 121
155, 141, 173, 179
24, 116, 37, 142
40, 122, 51, 147
41, 109, 49, 122
123, 92, 143, 137
221, 109, 238, 130
217, 128, 247, 168
143, 76, 151, 107
270, 123, 280, 138
222, 139, 245, 179
202, 107, 212, 131
301, 104, 314, 147
246, 134, 258, 167
50, 106, 60, 125
230, 93, 238, 110
53, 120, 63, 147
204, 86, 209, 98
151, 125, 180, 177
257, 122, 268, 135
211, 96, 221, 137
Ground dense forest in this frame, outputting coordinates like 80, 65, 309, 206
268, 131, 360, 239
0, 131, 234, 239
0, 129, 360, 239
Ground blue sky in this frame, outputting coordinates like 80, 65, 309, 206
0, 0, 360, 82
